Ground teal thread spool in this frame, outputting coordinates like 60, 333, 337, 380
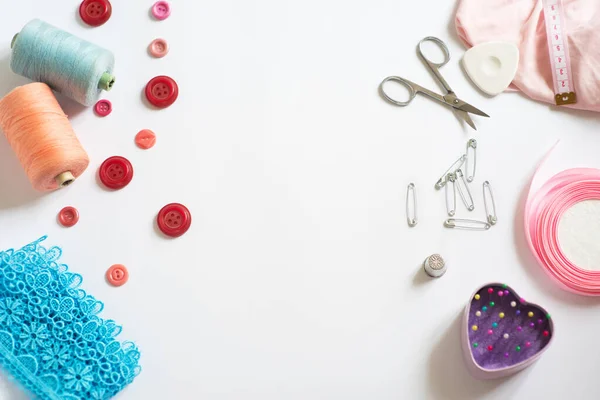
10, 19, 115, 106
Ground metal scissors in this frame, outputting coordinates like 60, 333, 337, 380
379, 36, 489, 130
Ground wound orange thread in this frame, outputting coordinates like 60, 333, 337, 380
0, 83, 89, 191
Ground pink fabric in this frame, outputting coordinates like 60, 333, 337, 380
455, 0, 600, 112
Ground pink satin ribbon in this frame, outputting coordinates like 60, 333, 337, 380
525, 167, 600, 296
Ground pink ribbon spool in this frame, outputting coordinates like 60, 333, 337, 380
525, 167, 600, 295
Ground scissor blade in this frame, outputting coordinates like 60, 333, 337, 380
455, 109, 477, 130
458, 102, 490, 118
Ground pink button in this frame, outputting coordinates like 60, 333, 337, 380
149, 39, 169, 58
106, 264, 129, 287
135, 129, 156, 149
151, 1, 171, 20
94, 99, 112, 117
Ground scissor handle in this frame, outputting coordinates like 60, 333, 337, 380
379, 76, 417, 106
417, 36, 451, 68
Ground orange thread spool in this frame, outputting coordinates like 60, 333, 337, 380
0, 83, 89, 191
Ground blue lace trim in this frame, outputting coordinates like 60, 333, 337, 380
0, 236, 141, 400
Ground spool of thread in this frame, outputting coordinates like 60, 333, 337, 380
10, 19, 115, 106
0, 83, 89, 191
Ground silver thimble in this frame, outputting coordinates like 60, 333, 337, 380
424, 254, 446, 278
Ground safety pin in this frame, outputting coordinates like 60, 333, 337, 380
455, 169, 474, 211
465, 139, 477, 183
445, 173, 456, 216
483, 181, 497, 225
444, 218, 491, 231
406, 183, 417, 227
434, 154, 466, 190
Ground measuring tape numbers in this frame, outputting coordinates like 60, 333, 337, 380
542, 0, 577, 105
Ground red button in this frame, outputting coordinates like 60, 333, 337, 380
99, 156, 134, 189
58, 206, 80, 227
145, 76, 178, 108
106, 264, 129, 287
135, 129, 156, 149
157, 203, 191, 237
94, 99, 112, 117
79, 0, 112, 27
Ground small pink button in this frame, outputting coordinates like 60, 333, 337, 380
151, 1, 171, 20
94, 99, 112, 117
106, 264, 129, 287
135, 129, 156, 149
149, 39, 169, 58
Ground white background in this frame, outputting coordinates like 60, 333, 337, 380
1, 1, 600, 399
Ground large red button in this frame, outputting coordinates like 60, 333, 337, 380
157, 203, 191, 237
79, 0, 112, 27
145, 76, 178, 108
99, 156, 134, 189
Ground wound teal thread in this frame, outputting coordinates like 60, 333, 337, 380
10, 19, 115, 106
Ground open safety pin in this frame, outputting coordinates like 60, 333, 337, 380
435, 154, 466, 190
444, 218, 491, 231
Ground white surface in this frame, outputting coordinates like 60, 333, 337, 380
462, 42, 519, 96
1, 1, 600, 399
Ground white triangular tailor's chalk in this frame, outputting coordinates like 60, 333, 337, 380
462, 42, 519, 96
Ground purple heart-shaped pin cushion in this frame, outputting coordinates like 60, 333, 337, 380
463, 283, 554, 378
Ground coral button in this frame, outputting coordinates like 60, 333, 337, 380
151, 1, 171, 20
58, 207, 79, 227
79, 0, 112, 27
149, 38, 169, 58
135, 129, 156, 149
106, 264, 129, 287
99, 156, 134, 189
157, 203, 191, 237
145, 75, 178, 108
94, 99, 112, 117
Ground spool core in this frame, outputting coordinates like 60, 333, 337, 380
11, 33, 18, 49
55, 171, 75, 187
98, 72, 115, 91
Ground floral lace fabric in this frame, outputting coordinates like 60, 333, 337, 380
0, 237, 141, 399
